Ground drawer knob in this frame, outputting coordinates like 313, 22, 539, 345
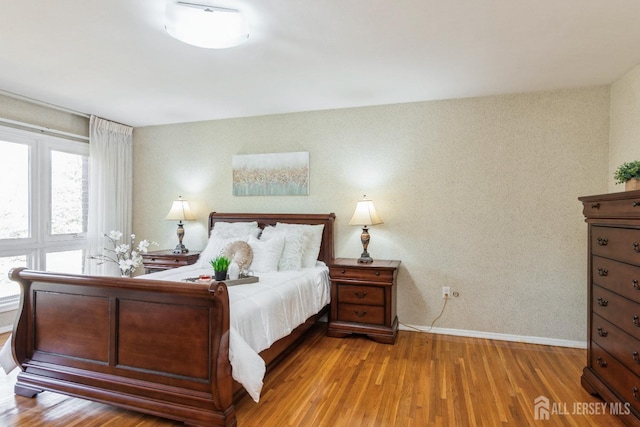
354, 291, 368, 299
597, 268, 608, 277
596, 237, 608, 246
634, 315, 640, 327
634, 387, 640, 402
597, 297, 608, 307
634, 279, 640, 290
354, 310, 367, 318
597, 327, 608, 337
341, 269, 345, 274
375, 271, 380, 276
633, 351, 640, 364
635, 242, 640, 253
596, 356, 607, 367
591, 203, 600, 209
634, 201, 640, 207
151, 258, 157, 262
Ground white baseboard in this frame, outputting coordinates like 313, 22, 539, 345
0, 325, 12, 334
399, 323, 587, 349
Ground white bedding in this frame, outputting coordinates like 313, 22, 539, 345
141, 262, 330, 402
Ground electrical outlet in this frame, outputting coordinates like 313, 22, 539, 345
442, 286, 451, 299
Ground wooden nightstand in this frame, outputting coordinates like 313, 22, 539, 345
141, 250, 201, 274
327, 258, 400, 344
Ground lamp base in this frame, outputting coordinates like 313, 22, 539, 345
172, 244, 189, 254
357, 227, 374, 263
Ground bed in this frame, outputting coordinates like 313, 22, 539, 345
6, 212, 335, 427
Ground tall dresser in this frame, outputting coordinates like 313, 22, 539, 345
580, 191, 640, 426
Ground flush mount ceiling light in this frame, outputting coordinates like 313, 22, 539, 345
165, 2, 249, 49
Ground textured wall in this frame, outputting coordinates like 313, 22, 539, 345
610, 64, 640, 193
0, 93, 88, 138
133, 87, 609, 342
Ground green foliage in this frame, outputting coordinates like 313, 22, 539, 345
210, 256, 231, 272
614, 161, 640, 184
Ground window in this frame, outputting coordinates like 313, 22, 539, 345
0, 126, 89, 302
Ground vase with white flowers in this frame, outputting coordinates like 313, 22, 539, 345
90, 230, 157, 277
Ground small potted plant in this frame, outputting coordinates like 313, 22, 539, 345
614, 160, 640, 191
210, 256, 231, 281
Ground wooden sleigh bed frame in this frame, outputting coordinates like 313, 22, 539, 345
8, 212, 335, 427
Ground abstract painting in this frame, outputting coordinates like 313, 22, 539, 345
232, 151, 309, 196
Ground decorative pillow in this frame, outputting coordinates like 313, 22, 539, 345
260, 226, 307, 271
199, 236, 243, 268
276, 223, 324, 268
221, 240, 253, 274
211, 221, 261, 239
247, 235, 285, 272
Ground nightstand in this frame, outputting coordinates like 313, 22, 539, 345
327, 258, 401, 344
141, 250, 201, 274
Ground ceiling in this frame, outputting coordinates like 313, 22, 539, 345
1, 1, 640, 128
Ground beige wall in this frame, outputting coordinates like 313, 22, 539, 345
610, 64, 640, 193
133, 87, 610, 343
0, 93, 88, 138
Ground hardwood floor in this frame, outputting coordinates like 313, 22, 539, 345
0, 325, 629, 426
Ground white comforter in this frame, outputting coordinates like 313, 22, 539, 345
141, 263, 330, 401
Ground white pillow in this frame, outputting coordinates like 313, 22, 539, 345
275, 223, 324, 268
211, 221, 261, 239
261, 226, 307, 271
199, 236, 243, 268
248, 235, 285, 272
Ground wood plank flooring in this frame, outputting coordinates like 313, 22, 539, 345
0, 325, 629, 426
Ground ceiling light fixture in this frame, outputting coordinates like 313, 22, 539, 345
165, 2, 249, 49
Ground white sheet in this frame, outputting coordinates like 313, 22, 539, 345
141, 262, 330, 402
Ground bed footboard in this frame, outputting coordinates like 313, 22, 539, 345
9, 267, 236, 427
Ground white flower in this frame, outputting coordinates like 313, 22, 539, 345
90, 231, 157, 276
115, 244, 130, 255
137, 239, 151, 253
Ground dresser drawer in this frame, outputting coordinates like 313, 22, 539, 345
592, 256, 640, 303
591, 342, 640, 414
585, 197, 640, 219
593, 285, 640, 341
592, 314, 640, 377
337, 303, 385, 325
337, 285, 384, 306
591, 226, 640, 266
330, 266, 393, 283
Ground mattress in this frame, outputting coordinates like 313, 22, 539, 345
141, 262, 331, 401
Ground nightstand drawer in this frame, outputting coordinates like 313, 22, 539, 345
337, 303, 384, 325
329, 266, 393, 283
144, 256, 190, 267
338, 285, 384, 306
142, 250, 200, 273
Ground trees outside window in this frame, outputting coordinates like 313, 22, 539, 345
0, 126, 88, 302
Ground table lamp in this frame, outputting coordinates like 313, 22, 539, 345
165, 196, 196, 253
348, 195, 383, 263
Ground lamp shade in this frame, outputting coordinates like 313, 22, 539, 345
348, 197, 383, 226
165, 2, 249, 49
165, 196, 196, 222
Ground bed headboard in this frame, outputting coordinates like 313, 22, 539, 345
208, 212, 336, 265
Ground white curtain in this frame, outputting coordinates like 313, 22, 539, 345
84, 115, 133, 276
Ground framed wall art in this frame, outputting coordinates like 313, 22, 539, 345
232, 151, 309, 196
